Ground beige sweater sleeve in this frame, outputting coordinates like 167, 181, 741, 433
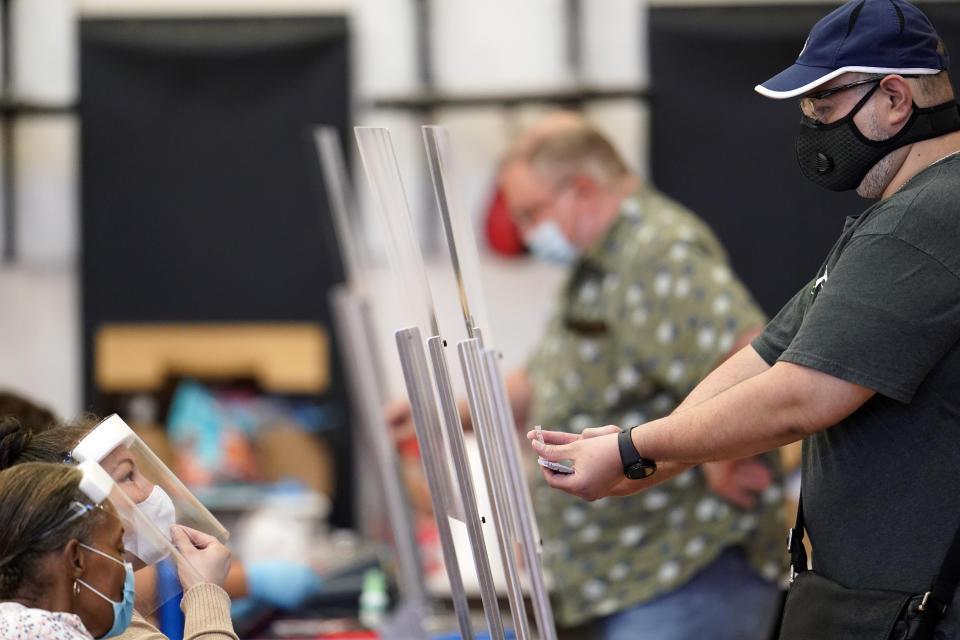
117, 611, 166, 640
180, 583, 238, 640
117, 584, 238, 640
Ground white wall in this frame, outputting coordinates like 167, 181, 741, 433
0, 269, 80, 421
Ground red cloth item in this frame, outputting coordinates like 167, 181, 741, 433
484, 187, 526, 256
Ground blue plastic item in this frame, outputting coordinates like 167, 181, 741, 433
156, 558, 185, 640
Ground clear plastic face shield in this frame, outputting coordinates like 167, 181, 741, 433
71, 414, 229, 549
77, 460, 203, 615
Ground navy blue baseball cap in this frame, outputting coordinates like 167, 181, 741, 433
756, 0, 948, 99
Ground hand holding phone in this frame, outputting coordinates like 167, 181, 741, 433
535, 425, 574, 474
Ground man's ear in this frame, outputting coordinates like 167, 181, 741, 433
879, 75, 915, 127
63, 539, 85, 579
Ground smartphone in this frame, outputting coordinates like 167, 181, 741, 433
534, 424, 574, 473
538, 458, 574, 474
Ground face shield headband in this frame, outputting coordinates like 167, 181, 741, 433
796, 83, 960, 191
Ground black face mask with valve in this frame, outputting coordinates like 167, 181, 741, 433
796, 83, 960, 192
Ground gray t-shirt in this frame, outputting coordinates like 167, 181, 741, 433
753, 154, 960, 636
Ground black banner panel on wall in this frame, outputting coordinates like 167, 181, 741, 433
649, 2, 960, 318
80, 17, 353, 526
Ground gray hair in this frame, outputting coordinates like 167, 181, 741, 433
508, 124, 630, 188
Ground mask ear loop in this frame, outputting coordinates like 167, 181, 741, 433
849, 82, 881, 116
76, 543, 129, 605
76, 576, 122, 605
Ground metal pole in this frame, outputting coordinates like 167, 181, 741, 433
482, 349, 558, 640
331, 287, 431, 621
396, 327, 474, 640
459, 338, 532, 640
427, 335, 506, 640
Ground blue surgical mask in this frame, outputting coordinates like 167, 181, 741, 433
77, 543, 136, 639
524, 219, 580, 265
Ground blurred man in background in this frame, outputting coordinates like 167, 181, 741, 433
502, 113, 784, 639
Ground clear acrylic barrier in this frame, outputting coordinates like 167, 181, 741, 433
354, 125, 464, 524
354, 126, 439, 339
421, 125, 493, 342
317, 126, 430, 617
422, 126, 558, 640
314, 126, 369, 296
355, 126, 497, 639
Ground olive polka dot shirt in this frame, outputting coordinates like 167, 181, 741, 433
527, 186, 786, 626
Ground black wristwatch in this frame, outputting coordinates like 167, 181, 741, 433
618, 426, 657, 480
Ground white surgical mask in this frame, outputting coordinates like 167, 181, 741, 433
524, 219, 580, 265
126, 485, 177, 565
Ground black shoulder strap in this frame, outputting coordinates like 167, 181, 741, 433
787, 492, 808, 580
789, 491, 960, 613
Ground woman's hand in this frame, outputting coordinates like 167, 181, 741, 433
171, 525, 232, 590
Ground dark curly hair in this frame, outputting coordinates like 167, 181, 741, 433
0, 462, 107, 598
0, 415, 99, 471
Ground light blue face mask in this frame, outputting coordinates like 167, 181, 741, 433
524, 219, 581, 265
77, 543, 135, 639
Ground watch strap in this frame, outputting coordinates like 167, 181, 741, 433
618, 426, 641, 468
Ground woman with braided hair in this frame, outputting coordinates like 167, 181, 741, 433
0, 461, 131, 639
0, 410, 324, 617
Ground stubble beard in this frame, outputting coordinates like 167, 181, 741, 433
856, 111, 905, 199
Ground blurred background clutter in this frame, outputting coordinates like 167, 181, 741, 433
2, 0, 960, 637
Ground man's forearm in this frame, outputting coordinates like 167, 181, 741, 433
674, 342, 770, 414
635, 360, 875, 464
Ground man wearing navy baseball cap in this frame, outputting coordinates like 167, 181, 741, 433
757, 0, 960, 197
531, 1, 960, 637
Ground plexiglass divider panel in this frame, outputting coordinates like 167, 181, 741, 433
422, 125, 558, 640
354, 125, 507, 640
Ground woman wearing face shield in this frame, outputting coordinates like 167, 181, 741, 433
0, 462, 134, 639
0, 418, 238, 640
0, 410, 324, 613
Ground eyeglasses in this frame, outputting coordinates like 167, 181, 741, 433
798, 76, 884, 119
511, 182, 573, 230
798, 75, 919, 120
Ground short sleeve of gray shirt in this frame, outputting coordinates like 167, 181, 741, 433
753, 166, 960, 402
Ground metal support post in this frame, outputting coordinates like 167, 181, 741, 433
396, 327, 474, 640
427, 335, 506, 640
459, 338, 532, 640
